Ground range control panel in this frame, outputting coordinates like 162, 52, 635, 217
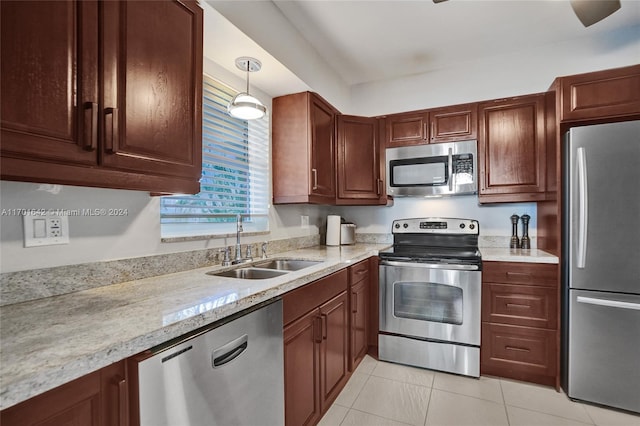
392, 217, 479, 235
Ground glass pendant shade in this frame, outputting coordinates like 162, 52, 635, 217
227, 57, 267, 120
228, 92, 266, 120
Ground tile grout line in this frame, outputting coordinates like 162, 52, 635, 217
499, 379, 512, 426
422, 375, 435, 426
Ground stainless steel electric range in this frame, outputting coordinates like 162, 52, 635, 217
378, 217, 482, 377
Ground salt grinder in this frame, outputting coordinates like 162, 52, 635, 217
510, 214, 520, 249
521, 214, 531, 249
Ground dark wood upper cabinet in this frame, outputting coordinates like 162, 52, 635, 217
478, 94, 547, 203
273, 92, 385, 206
385, 112, 429, 146
1, 0, 99, 166
430, 103, 478, 143
555, 64, 640, 123
272, 92, 338, 204
384, 103, 478, 147
0, 0, 203, 194
336, 115, 385, 205
100, 0, 202, 180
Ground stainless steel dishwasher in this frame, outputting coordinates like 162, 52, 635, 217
137, 299, 284, 426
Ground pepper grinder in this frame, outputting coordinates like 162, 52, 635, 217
510, 214, 520, 249
521, 214, 531, 250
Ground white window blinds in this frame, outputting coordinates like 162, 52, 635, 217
160, 75, 270, 238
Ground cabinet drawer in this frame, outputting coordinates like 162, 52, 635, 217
349, 260, 370, 284
482, 283, 557, 329
481, 323, 556, 382
483, 262, 557, 287
283, 269, 348, 326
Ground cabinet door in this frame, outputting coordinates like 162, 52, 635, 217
309, 94, 337, 202
1, 0, 99, 165
101, 360, 129, 426
0, 370, 101, 426
319, 291, 349, 411
429, 104, 478, 143
478, 94, 546, 203
559, 64, 640, 122
337, 115, 384, 204
385, 112, 429, 147
284, 309, 322, 426
101, 0, 202, 180
350, 278, 369, 370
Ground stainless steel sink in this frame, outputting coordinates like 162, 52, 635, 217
252, 259, 323, 271
207, 268, 289, 280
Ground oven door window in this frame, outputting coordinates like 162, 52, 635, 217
393, 281, 463, 325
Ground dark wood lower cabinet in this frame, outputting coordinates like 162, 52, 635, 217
282, 269, 351, 426
0, 360, 128, 426
349, 259, 370, 370
481, 261, 559, 388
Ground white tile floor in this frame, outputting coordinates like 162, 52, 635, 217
319, 356, 640, 426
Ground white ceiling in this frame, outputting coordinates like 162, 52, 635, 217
271, 0, 640, 86
208, 0, 640, 93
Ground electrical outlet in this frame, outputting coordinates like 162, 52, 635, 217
301, 215, 309, 229
23, 213, 70, 247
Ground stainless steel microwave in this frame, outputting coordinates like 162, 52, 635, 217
386, 140, 478, 197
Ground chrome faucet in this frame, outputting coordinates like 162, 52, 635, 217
234, 214, 243, 262
232, 214, 252, 264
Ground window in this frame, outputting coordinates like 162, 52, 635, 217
161, 75, 270, 238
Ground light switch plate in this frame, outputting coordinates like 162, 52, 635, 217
23, 213, 70, 247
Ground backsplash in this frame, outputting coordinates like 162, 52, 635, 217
0, 235, 319, 306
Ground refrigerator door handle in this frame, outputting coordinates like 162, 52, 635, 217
577, 147, 588, 269
577, 296, 640, 311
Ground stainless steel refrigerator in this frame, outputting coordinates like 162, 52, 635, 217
563, 120, 640, 414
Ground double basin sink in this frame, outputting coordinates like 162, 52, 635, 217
207, 259, 322, 280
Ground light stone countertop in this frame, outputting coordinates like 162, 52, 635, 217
480, 247, 559, 264
0, 243, 389, 410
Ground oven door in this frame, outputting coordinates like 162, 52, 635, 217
379, 260, 481, 346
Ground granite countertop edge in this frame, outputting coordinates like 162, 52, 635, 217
480, 247, 559, 264
0, 244, 388, 410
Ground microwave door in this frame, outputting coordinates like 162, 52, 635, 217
389, 156, 449, 196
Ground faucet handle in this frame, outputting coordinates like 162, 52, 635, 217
220, 247, 231, 266
261, 242, 268, 259
246, 245, 253, 259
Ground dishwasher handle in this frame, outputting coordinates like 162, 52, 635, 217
212, 334, 248, 368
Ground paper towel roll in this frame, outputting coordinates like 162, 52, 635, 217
326, 215, 341, 246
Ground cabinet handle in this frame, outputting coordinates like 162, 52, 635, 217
351, 293, 357, 313
314, 316, 323, 343
104, 107, 119, 153
506, 272, 533, 279
431, 122, 435, 141
82, 102, 98, 151
506, 303, 531, 309
321, 314, 327, 340
505, 345, 531, 353
423, 122, 428, 140
377, 179, 382, 195
311, 168, 318, 190
114, 375, 129, 426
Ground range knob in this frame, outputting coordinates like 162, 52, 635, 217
459, 223, 466, 229
394, 223, 400, 229
469, 223, 475, 230
403, 223, 409, 229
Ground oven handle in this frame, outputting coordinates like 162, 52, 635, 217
379, 260, 480, 271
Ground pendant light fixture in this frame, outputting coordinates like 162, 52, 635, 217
227, 56, 267, 120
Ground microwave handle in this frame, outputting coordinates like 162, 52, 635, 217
448, 147, 453, 191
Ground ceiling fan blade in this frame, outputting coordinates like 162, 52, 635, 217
570, 0, 621, 27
